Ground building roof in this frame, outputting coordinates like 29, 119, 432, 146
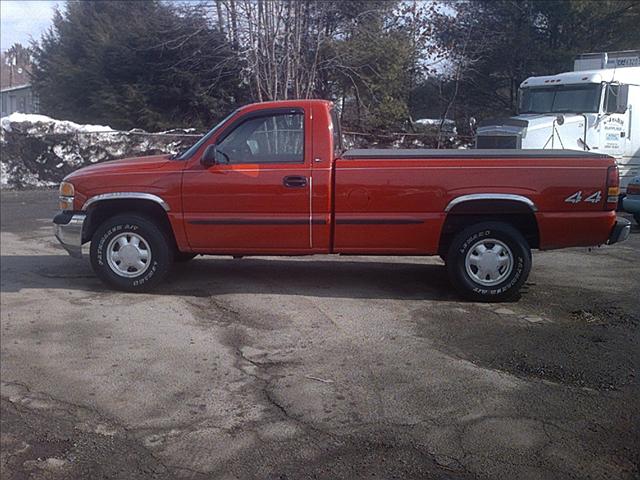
0, 84, 31, 93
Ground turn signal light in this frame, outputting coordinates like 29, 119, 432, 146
59, 181, 74, 197
59, 197, 74, 210
59, 181, 75, 210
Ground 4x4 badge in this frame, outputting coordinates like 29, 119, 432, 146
565, 190, 602, 204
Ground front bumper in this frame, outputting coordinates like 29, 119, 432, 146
607, 218, 631, 245
53, 212, 86, 258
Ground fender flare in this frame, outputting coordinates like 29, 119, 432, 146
82, 192, 170, 212
444, 193, 537, 212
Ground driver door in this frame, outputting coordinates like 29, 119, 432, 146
182, 107, 313, 253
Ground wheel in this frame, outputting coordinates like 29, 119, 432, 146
90, 214, 173, 292
446, 222, 531, 302
634, 213, 640, 225
175, 252, 197, 262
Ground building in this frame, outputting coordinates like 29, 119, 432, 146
1, 45, 39, 117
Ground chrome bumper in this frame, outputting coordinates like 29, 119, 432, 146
607, 218, 631, 245
53, 212, 86, 258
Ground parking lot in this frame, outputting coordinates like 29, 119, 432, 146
1, 188, 639, 479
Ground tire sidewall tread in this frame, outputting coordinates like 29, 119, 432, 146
90, 214, 173, 292
446, 222, 532, 302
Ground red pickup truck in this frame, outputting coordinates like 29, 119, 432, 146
54, 99, 630, 301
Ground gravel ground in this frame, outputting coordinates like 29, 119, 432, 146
1, 189, 639, 479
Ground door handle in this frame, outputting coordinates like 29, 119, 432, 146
283, 176, 307, 188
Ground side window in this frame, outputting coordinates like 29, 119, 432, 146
605, 84, 620, 113
217, 112, 304, 164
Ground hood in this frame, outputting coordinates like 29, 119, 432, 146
477, 113, 585, 135
65, 154, 172, 181
515, 113, 586, 133
476, 113, 591, 150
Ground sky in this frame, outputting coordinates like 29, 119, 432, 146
1, 0, 62, 51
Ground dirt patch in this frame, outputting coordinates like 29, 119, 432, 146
0, 398, 178, 480
414, 302, 640, 391
570, 306, 639, 328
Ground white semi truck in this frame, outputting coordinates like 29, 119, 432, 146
476, 50, 640, 190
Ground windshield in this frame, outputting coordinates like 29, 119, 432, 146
519, 84, 602, 114
173, 109, 240, 160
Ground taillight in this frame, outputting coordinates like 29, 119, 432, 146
626, 183, 640, 195
606, 165, 620, 206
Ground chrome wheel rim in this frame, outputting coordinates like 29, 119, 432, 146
106, 232, 152, 278
465, 238, 513, 287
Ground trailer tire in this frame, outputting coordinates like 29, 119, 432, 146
90, 214, 173, 292
446, 222, 531, 302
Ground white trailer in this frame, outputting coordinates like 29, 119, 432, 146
476, 50, 640, 190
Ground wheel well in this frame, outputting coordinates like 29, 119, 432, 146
438, 200, 540, 256
82, 199, 175, 245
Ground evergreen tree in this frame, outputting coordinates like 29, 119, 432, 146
430, 0, 640, 120
326, 1, 415, 132
31, 1, 244, 130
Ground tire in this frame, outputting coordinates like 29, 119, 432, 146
634, 213, 640, 225
175, 252, 197, 262
90, 214, 173, 292
446, 221, 531, 302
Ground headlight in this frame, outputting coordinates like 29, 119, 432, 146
59, 181, 75, 210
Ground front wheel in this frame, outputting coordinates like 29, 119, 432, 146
90, 214, 173, 292
446, 222, 531, 302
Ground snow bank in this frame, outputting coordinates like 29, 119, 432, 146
0, 113, 115, 134
0, 114, 200, 189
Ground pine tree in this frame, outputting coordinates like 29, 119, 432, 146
31, 1, 244, 131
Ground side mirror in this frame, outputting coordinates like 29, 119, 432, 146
201, 144, 228, 166
201, 145, 217, 166
616, 84, 629, 114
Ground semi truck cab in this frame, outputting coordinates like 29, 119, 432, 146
476, 50, 640, 190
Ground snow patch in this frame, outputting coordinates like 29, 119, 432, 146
1, 114, 199, 189
1, 113, 114, 134
0, 162, 8, 186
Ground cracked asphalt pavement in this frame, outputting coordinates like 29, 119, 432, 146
1, 189, 639, 479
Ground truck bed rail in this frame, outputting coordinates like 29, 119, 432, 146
341, 149, 611, 160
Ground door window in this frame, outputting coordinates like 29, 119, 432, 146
605, 84, 621, 113
217, 113, 304, 164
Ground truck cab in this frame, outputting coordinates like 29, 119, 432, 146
476, 50, 640, 190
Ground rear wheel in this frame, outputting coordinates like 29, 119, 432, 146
446, 222, 531, 302
90, 214, 173, 292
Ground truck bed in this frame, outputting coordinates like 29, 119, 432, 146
332, 150, 616, 254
